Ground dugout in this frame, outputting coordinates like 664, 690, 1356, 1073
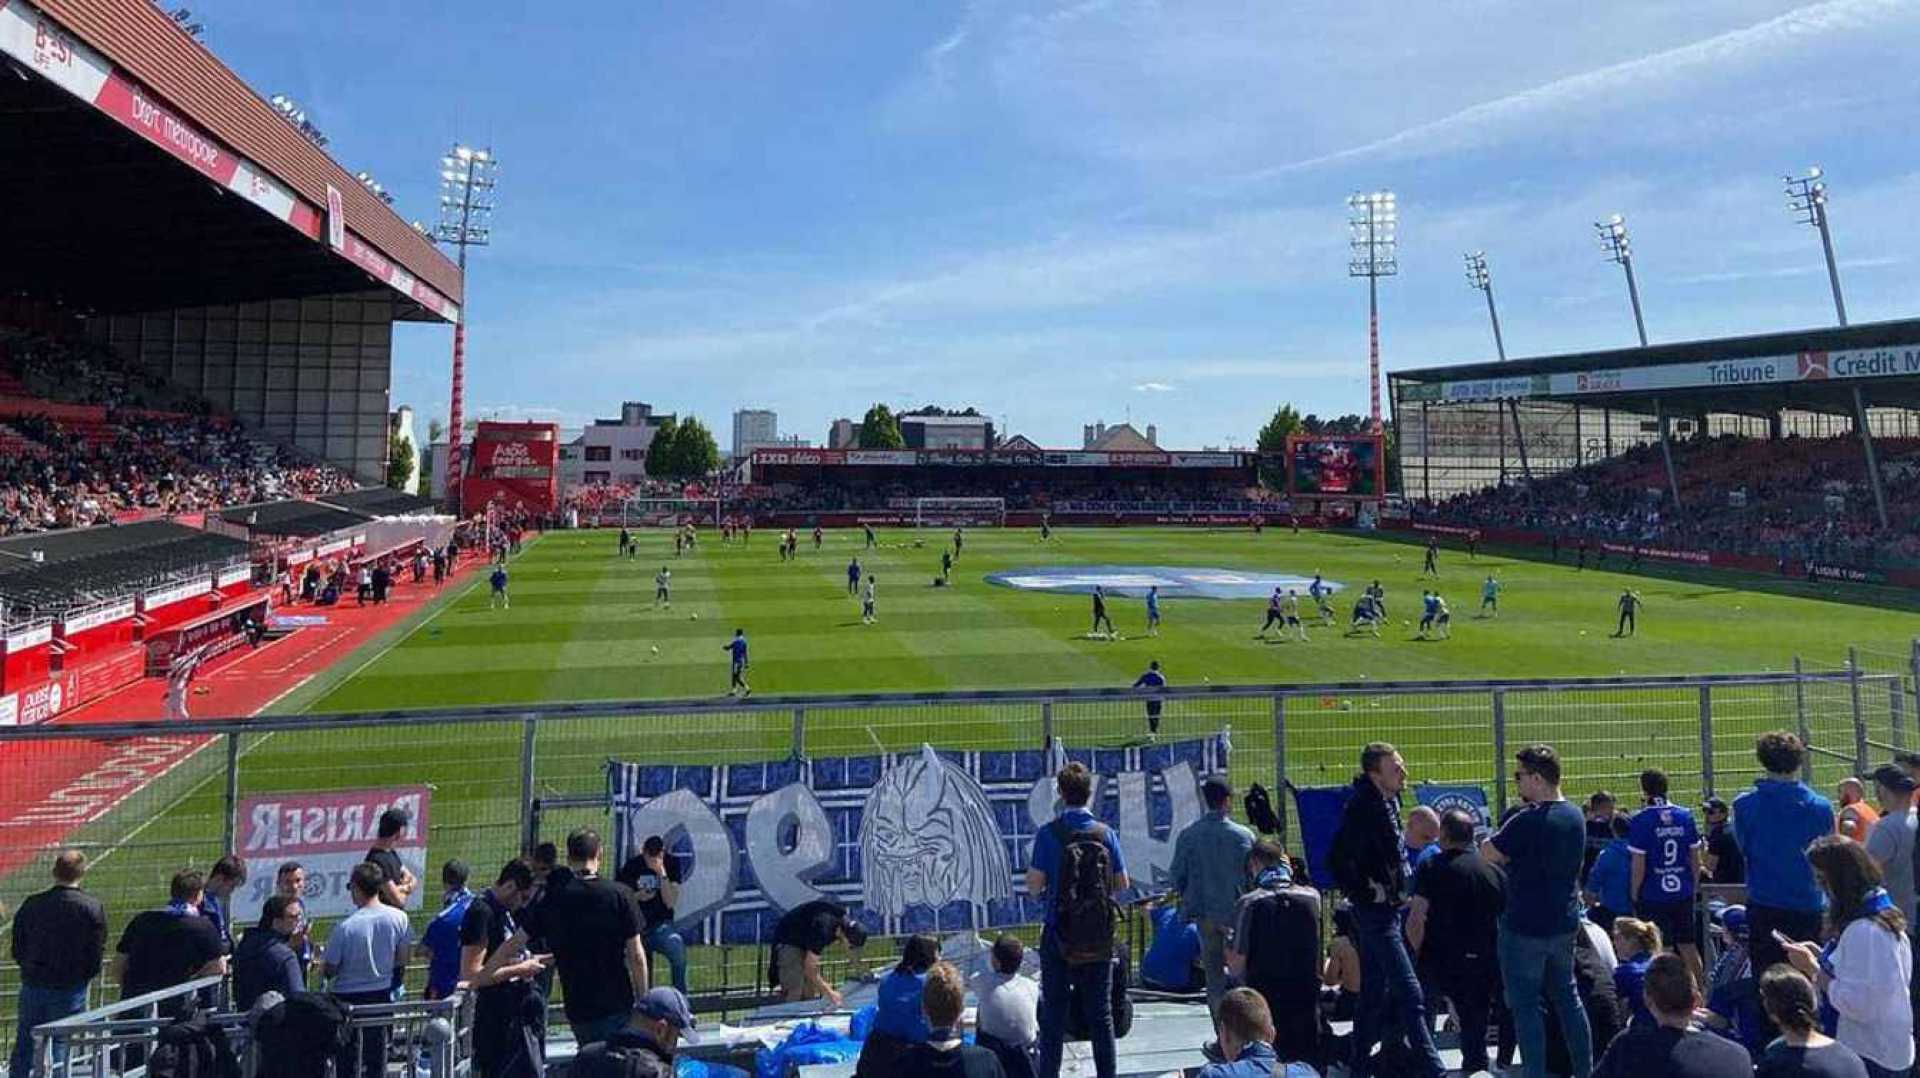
1389, 316, 1920, 523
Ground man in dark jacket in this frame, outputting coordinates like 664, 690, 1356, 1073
570, 987, 697, 1078
1225, 841, 1321, 1066
234, 896, 306, 1010
9, 850, 107, 1077
1328, 741, 1445, 1078
1406, 810, 1505, 1077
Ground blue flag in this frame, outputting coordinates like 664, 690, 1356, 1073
1415, 784, 1492, 839
1289, 784, 1355, 891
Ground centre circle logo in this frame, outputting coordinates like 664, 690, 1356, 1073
984, 565, 1344, 600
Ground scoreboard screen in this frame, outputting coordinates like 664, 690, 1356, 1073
1288, 435, 1382, 497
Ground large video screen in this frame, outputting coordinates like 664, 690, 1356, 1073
1289, 435, 1382, 497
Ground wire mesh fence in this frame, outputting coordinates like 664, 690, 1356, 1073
0, 655, 1913, 1052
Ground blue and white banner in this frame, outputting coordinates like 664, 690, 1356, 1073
607, 735, 1230, 944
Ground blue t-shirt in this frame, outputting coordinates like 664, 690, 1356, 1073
727, 637, 748, 665
1627, 798, 1700, 903
1140, 905, 1201, 991
848, 562, 861, 581
1405, 842, 1441, 877
422, 889, 475, 998
1146, 592, 1160, 616
1491, 799, 1586, 937
1029, 808, 1128, 929
490, 569, 507, 590
1133, 670, 1166, 690
1588, 839, 1633, 913
1422, 595, 1439, 615
872, 968, 931, 1044
1309, 578, 1326, 600
1733, 779, 1835, 912
1613, 952, 1655, 1028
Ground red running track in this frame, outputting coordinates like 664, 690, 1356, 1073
0, 558, 481, 877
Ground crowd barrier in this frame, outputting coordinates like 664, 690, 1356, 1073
0, 653, 1914, 1060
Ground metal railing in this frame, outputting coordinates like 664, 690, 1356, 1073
0, 656, 1913, 1056
28, 977, 471, 1078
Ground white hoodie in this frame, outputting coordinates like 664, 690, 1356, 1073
1826, 916, 1914, 1071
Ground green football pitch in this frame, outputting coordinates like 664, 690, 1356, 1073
303, 526, 1920, 709
5, 525, 1920, 1033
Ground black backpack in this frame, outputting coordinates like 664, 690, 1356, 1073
1244, 784, 1281, 835
146, 1010, 239, 1078
571, 1039, 673, 1078
1049, 819, 1117, 966
254, 992, 351, 1078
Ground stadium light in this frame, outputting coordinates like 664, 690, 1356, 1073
353, 170, 394, 206
1785, 165, 1847, 326
434, 142, 499, 513
1347, 190, 1397, 434
1594, 213, 1648, 347
267, 93, 327, 147
1463, 251, 1506, 362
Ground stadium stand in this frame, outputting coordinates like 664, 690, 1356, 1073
0, 521, 249, 618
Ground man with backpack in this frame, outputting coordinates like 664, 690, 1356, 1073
1025, 761, 1131, 1078
1327, 742, 1446, 1078
1226, 841, 1322, 1068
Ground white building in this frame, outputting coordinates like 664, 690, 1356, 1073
732, 409, 778, 459
562, 402, 674, 492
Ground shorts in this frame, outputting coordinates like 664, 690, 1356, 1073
775, 944, 820, 1000
1639, 898, 1697, 946
655, 588, 669, 600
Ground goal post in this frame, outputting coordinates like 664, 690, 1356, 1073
912, 496, 1006, 527
619, 498, 723, 528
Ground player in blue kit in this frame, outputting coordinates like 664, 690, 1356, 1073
1479, 575, 1501, 618
1307, 572, 1333, 626
846, 556, 862, 596
1348, 592, 1382, 637
1144, 586, 1162, 637
1627, 768, 1703, 981
723, 629, 751, 697
1258, 588, 1284, 638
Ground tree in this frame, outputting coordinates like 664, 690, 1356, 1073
427, 417, 446, 444
858, 404, 905, 449
670, 417, 721, 477
644, 417, 680, 478
386, 432, 415, 491
1255, 405, 1303, 489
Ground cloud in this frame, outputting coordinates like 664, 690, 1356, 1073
1133, 381, 1175, 393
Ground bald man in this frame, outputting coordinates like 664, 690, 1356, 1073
1837, 777, 1880, 842
1404, 806, 1443, 875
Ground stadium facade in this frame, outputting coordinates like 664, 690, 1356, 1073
1390, 317, 1920, 503
1, 0, 462, 482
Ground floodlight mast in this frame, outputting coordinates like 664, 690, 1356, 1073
1785, 166, 1846, 326
1347, 191, 1397, 434
1595, 214, 1647, 347
433, 144, 497, 513
1464, 251, 1505, 362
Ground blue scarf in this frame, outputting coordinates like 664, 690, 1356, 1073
1255, 866, 1293, 890
165, 899, 199, 917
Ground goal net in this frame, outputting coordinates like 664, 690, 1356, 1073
913, 496, 1006, 527
618, 498, 723, 528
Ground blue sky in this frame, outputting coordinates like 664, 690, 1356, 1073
195, 0, 1920, 449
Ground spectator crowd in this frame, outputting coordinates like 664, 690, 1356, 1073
16, 733, 1920, 1077
1416, 434, 1920, 570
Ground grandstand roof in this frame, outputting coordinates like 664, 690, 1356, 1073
0, 0, 460, 319
1390, 316, 1920, 418
218, 500, 370, 539
319, 488, 441, 517
0, 520, 248, 614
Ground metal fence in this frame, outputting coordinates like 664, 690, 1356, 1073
0, 654, 1914, 1058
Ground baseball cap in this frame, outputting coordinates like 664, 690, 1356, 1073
634, 987, 698, 1042
1872, 763, 1917, 794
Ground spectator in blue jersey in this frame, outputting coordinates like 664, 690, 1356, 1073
724, 629, 750, 697
421, 859, 475, 1000
1403, 806, 1442, 876
1140, 903, 1202, 992
1735, 731, 1836, 978
1482, 744, 1591, 1078
1027, 761, 1130, 1078
1132, 661, 1167, 741
1583, 814, 1633, 932
202, 855, 246, 956
858, 934, 940, 1076
1609, 917, 1661, 1028
1628, 768, 1704, 982
1196, 988, 1319, 1078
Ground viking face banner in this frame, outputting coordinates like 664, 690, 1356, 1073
607, 735, 1229, 943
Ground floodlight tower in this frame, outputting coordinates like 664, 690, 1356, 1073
434, 144, 497, 513
1348, 191, 1397, 433
1463, 251, 1506, 362
1595, 214, 1647, 347
1785, 166, 1846, 326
